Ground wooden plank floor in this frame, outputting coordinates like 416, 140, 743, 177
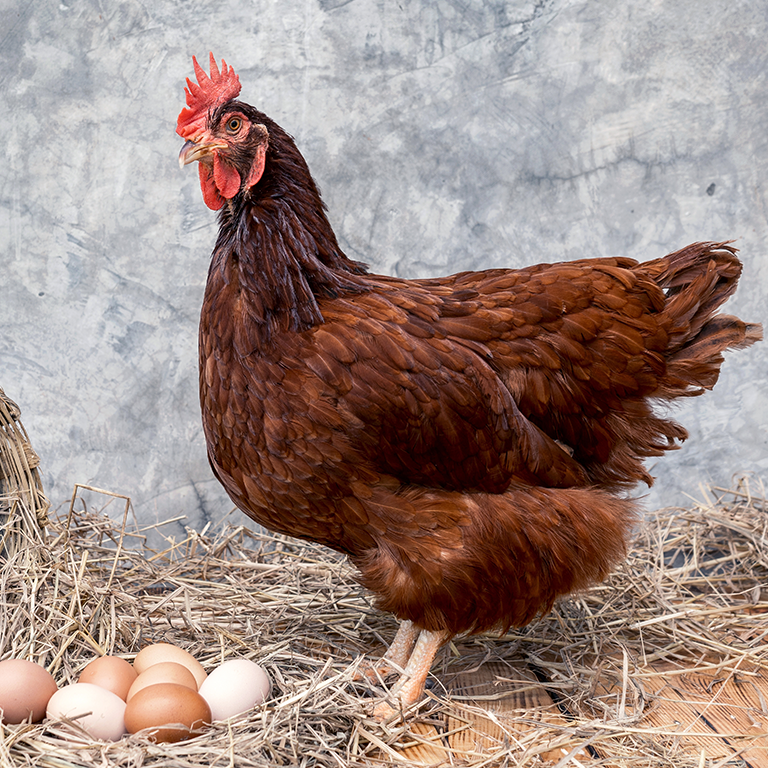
391, 656, 768, 765
394, 661, 586, 765
595, 660, 768, 767
445, 662, 581, 763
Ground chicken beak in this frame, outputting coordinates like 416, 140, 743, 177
179, 140, 200, 168
178, 138, 227, 168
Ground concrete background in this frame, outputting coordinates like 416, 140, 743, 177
2, 0, 766, 537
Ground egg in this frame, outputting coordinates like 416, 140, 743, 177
46, 683, 126, 741
127, 661, 198, 701
79, 656, 137, 701
198, 659, 271, 721
133, 643, 207, 688
124, 682, 211, 743
0, 658, 58, 724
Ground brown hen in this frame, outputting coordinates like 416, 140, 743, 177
177, 54, 761, 719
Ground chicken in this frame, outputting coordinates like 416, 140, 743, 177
177, 54, 762, 719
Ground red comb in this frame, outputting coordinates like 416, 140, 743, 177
177, 53, 242, 138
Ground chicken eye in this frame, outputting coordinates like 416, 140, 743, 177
226, 117, 242, 134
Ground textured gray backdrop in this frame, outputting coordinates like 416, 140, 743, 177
2, 0, 766, 536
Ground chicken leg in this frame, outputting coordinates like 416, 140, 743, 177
373, 627, 449, 721
354, 619, 420, 687
383, 620, 421, 669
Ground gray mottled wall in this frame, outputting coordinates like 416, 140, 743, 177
2, 0, 766, 535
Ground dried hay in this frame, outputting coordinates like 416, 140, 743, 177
1, 475, 767, 767
0, 388, 49, 561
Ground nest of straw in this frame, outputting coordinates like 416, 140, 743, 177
1, 477, 766, 767
0, 388, 49, 560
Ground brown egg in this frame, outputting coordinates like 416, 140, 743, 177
79, 656, 137, 701
0, 659, 58, 723
133, 643, 207, 688
124, 683, 211, 743
127, 661, 197, 701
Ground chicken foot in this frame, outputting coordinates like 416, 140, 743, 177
373, 627, 449, 722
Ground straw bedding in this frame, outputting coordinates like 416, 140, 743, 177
1, 477, 766, 767
0, 389, 49, 561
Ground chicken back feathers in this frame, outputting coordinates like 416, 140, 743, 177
181, 54, 761, 638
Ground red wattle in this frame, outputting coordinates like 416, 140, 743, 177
199, 164, 224, 210
214, 153, 242, 199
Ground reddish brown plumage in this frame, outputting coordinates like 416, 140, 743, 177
180, 58, 761, 647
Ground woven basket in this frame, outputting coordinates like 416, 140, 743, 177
0, 388, 49, 556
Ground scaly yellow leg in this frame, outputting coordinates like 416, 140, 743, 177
373, 628, 449, 721
382, 620, 420, 669
354, 619, 420, 683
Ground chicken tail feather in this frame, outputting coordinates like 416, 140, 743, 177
644, 242, 762, 396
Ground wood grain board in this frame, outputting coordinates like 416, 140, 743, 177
595, 660, 768, 767
391, 657, 768, 765
393, 661, 586, 765
445, 662, 581, 763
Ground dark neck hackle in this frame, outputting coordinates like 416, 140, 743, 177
210, 109, 369, 344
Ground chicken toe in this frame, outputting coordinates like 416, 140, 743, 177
373, 628, 449, 721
